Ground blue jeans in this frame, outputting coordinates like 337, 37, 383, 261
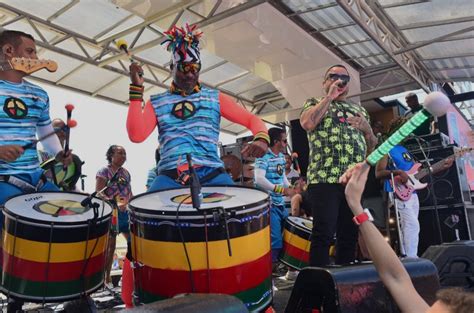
270, 204, 289, 262
0, 169, 59, 224
148, 167, 234, 192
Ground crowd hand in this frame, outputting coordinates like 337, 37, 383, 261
339, 162, 370, 214
241, 140, 268, 158
327, 79, 346, 100
347, 113, 371, 134
283, 187, 297, 197
129, 62, 144, 86
55, 149, 73, 167
0, 145, 24, 162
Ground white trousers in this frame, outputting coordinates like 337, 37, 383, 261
395, 193, 420, 258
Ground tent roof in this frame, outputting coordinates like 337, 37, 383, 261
1, 0, 472, 133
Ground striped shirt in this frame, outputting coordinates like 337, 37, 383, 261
150, 86, 223, 172
255, 150, 286, 206
0, 79, 51, 175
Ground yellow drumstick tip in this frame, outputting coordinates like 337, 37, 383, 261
116, 39, 128, 51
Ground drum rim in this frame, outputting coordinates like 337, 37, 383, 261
129, 184, 269, 216
3, 191, 112, 226
286, 216, 312, 234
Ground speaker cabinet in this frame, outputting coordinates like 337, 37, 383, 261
418, 205, 473, 255
422, 241, 474, 290
285, 259, 439, 313
409, 146, 472, 207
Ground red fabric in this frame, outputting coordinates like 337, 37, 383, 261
219, 92, 267, 136
126, 99, 157, 143
121, 258, 134, 308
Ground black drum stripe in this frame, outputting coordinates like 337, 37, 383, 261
284, 220, 312, 239
3, 216, 110, 243
130, 207, 269, 242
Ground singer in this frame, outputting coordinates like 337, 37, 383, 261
96, 145, 132, 289
126, 25, 269, 192
300, 64, 377, 267
0, 29, 72, 313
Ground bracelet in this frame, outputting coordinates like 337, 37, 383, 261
253, 131, 270, 145
129, 84, 144, 100
273, 185, 284, 194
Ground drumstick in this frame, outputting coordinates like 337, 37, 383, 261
64, 104, 75, 153
116, 39, 143, 77
23, 119, 77, 150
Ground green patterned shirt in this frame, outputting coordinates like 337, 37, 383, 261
301, 97, 369, 184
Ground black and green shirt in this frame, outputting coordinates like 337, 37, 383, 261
301, 97, 369, 184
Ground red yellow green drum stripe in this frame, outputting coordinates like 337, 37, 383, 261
135, 251, 271, 296
0, 249, 105, 282
132, 226, 270, 270
0, 267, 103, 301
281, 228, 310, 270
2, 231, 108, 263
136, 277, 272, 313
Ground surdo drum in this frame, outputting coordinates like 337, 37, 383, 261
280, 216, 313, 270
129, 186, 272, 312
1, 192, 112, 302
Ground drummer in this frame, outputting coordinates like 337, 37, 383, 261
126, 24, 269, 191
0, 29, 72, 312
254, 127, 297, 271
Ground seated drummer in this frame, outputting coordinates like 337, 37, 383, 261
126, 25, 269, 191
0, 29, 71, 312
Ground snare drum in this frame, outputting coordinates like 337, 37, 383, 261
129, 186, 272, 313
280, 216, 313, 270
1, 192, 112, 302
41, 154, 83, 191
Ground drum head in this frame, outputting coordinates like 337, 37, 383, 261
130, 185, 268, 216
4, 192, 112, 224
288, 216, 313, 231
41, 154, 83, 188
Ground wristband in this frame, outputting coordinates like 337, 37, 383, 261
273, 185, 284, 195
129, 84, 144, 100
352, 209, 374, 225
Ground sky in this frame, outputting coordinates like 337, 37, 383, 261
35, 80, 237, 195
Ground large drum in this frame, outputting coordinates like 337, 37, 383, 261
129, 186, 272, 312
1, 192, 112, 302
280, 216, 313, 270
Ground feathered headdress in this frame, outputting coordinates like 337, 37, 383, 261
162, 23, 203, 64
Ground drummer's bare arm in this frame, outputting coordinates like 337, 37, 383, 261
219, 93, 269, 158
0, 145, 24, 162
127, 98, 157, 143
291, 194, 302, 217
95, 176, 108, 196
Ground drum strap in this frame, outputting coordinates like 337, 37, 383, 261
159, 167, 226, 185
0, 175, 46, 192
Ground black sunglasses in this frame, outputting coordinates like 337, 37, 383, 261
327, 73, 351, 83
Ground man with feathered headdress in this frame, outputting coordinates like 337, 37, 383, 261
126, 24, 269, 191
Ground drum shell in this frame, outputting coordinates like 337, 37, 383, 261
1, 192, 111, 302
280, 217, 312, 270
129, 186, 272, 313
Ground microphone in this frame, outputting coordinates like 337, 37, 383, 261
186, 153, 202, 210
80, 171, 120, 208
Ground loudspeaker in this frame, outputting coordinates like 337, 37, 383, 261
410, 146, 472, 207
422, 241, 474, 290
285, 259, 439, 313
120, 294, 248, 313
418, 205, 473, 255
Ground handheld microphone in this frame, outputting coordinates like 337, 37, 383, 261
186, 153, 202, 210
